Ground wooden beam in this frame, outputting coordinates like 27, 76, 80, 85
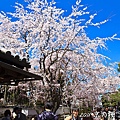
0, 60, 43, 84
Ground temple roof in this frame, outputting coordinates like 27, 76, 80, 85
0, 50, 43, 85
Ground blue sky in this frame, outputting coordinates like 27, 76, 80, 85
0, 0, 120, 63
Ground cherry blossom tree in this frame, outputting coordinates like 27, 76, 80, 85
0, 0, 120, 111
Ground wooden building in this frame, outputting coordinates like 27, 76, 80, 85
0, 50, 43, 85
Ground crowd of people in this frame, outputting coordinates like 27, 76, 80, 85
1, 103, 120, 120
90, 106, 120, 120
1, 107, 27, 120
64, 106, 120, 120
1, 102, 58, 120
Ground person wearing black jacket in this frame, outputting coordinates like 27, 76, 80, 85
64, 107, 81, 120
13, 107, 27, 120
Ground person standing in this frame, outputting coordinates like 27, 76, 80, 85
37, 102, 58, 120
13, 107, 27, 120
64, 107, 81, 120
2, 109, 12, 120
102, 107, 109, 120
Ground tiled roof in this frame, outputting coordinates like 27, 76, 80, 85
0, 50, 43, 85
0, 50, 31, 69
